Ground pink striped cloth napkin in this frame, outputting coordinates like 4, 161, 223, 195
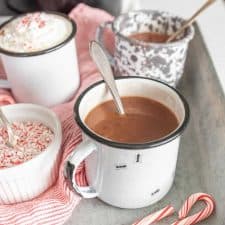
0, 4, 113, 225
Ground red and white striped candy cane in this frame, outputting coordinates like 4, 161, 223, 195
132, 205, 175, 225
132, 193, 215, 225
171, 193, 215, 225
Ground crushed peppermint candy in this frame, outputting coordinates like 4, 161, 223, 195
0, 12, 72, 53
0, 121, 54, 169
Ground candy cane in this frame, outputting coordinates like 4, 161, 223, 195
132, 205, 175, 225
131, 193, 215, 225
0, 121, 54, 168
171, 193, 215, 225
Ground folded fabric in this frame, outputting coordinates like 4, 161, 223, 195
0, 3, 113, 225
0, 89, 15, 106
0, 60, 15, 105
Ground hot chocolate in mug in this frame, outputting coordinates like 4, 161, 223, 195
0, 12, 80, 107
96, 10, 194, 87
66, 77, 189, 209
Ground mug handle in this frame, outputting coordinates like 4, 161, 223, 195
65, 140, 99, 198
95, 21, 115, 67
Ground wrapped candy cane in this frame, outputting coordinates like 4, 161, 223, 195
132, 205, 175, 225
171, 193, 215, 225
132, 193, 215, 225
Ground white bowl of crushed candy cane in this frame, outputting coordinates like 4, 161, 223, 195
0, 103, 62, 204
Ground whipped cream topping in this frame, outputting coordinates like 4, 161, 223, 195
0, 12, 73, 53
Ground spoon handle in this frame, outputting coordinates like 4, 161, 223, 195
166, 0, 216, 43
0, 108, 17, 147
90, 41, 125, 115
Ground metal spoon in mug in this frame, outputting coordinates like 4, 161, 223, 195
89, 40, 126, 115
167, 0, 216, 43
0, 108, 18, 147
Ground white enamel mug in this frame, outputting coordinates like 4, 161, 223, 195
0, 12, 80, 107
66, 77, 189, 209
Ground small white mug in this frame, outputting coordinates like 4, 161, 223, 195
66, 77, 189, 209
0, 12, 80, 107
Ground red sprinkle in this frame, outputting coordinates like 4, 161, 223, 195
38, 20, 46, 28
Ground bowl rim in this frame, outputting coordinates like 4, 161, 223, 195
112, 9, 195, 47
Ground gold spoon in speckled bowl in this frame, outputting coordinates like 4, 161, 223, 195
167, 0, 216, 42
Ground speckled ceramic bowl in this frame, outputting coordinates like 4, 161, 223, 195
96, 10, 195, 87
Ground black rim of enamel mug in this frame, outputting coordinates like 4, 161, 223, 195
74, 76, 190, 150
0, 11, 76, 57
